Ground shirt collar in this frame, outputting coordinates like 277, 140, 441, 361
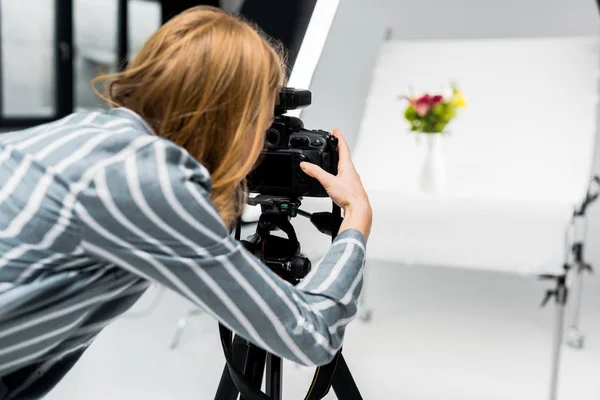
108, 107, 156, 135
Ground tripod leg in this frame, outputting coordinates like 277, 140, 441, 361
549, 280, 567, 400
265, 354, 282, 400
242, 343, 267, 395
331, 354, 363, 400
170, 308, 204, 350
170, 317, 188, 350
214, 335, 249, 400
214, 364, 239, 400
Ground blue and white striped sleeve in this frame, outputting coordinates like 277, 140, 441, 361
74, 138, 366, 366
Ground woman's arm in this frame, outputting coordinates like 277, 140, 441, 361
75, 138, 366, 366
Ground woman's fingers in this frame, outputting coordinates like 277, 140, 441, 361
332, 129, 352, 166
300, 162, 334, 187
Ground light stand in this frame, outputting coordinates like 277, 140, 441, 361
564, 176, 599, 349
539, 268, 568, 400
539, 175, 599, 400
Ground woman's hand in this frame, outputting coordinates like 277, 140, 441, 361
300, 129, 372, 240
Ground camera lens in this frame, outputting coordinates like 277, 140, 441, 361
265, 128, 281, 149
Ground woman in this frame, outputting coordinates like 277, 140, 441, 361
0, 6, 372, 398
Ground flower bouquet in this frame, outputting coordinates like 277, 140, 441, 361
401, 84, 467, 193
403, 84, 467, 134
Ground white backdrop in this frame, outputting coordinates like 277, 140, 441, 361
353, 37, 599, 274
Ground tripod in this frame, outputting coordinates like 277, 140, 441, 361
214, 196, 363, 400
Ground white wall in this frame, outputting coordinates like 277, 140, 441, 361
381, 0, 600, 40
302, 0, 600, 149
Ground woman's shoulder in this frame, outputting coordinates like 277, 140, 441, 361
71, 109, 214, 194
76, 126, 217, 225
3, 109, 210, 194
131, 134, 214, 192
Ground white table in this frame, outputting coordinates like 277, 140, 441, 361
353, 37, 599, 276
363, 193, 573, 274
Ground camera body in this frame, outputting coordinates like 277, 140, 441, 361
247, 88, 338, 198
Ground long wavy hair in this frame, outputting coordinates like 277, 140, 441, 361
92, 6, 286, 228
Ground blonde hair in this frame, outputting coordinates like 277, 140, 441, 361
92, 6, 286, 228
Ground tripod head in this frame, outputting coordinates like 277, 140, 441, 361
240, 195, 341, 284
242, 196, 308, 283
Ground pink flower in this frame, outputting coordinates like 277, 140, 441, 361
410, 94, 444, 116
414, 103, 429, 116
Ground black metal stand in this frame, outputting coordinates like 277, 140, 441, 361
564, 242, 593, 349
214, 196, 362, 400
117, 0, 129, 71
538, 176, 599, 400
214, 336, 283, 400
563, 177, 597, 349
215, 334, 362, 400
540, 270, 568, 400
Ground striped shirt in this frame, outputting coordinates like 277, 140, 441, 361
0, 108, 366, 397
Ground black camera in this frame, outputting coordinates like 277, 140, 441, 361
247, 88, 338, 198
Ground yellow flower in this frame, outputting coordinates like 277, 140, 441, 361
451, 90, 467, 108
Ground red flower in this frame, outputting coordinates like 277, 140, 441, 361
416, 94, 430, 105
430, 95, 443, 104
411, 94, 443, 116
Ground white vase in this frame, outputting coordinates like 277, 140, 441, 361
420, 134, 446, 193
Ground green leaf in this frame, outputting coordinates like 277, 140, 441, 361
428, 102, 456, 130
404, 106, 417, 122
434, 121, 448, 132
